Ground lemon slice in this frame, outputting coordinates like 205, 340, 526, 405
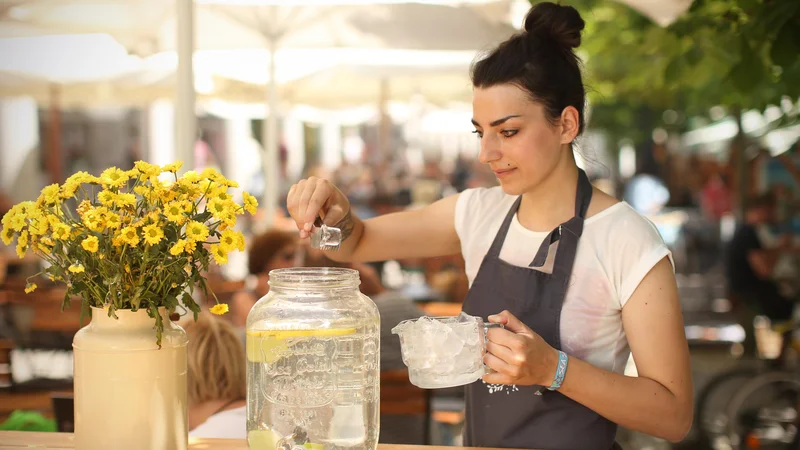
246, 328, 357, 363
247, 429, 281, 450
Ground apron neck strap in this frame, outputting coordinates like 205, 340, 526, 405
486, 168, 593, 260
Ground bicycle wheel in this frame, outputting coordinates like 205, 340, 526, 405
696, 367, 760, 445
724, 371, 800, 449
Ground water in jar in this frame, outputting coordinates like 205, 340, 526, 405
246, 325, 379, 450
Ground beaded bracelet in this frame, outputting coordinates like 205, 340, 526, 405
547, 350, 569, 391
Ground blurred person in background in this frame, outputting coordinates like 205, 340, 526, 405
230, 229, 299, 328
726, 193, 797, 360
186, 313, 247, 439
285, 2, 692, 447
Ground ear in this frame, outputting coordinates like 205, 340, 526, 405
559, 106, 580, 144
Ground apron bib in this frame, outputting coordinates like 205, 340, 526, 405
461, 169, 618, 449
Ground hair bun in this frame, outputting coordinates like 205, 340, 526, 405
523, 2, 585, 49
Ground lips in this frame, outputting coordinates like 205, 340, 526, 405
493, 168, 516, 178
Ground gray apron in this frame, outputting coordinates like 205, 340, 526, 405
461, 169, 618, 449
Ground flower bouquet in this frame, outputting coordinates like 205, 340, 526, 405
1, 160, 258, 345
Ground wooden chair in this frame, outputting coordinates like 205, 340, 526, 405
379, 369, 431, 445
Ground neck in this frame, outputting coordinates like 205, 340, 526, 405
188, 398, 244, 430
518, 155, 579, 233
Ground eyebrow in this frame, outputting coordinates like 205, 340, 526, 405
471, 115, 522, 128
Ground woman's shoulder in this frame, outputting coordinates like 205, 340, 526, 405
586, 194, 665, 247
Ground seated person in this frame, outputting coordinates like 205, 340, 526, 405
230, 229, 299, 328
186, 313, 247, 439
726, 193, 796, 358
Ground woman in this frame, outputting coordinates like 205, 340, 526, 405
185, 313, 247, 439
229, 229, 299, 327
286, 3, 693, 449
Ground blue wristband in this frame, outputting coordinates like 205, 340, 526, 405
547, 350, 568, 391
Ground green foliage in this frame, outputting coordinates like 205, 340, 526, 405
530, 0, 800, 138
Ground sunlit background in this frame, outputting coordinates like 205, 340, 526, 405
0, 1, 798, 449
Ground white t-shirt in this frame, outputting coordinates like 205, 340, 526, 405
455, 187, 672, 374
189, 406, 247, 440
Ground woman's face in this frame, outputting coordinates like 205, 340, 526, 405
472, 84, 569, 196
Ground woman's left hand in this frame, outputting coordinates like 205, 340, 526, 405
482, 310, 560, 387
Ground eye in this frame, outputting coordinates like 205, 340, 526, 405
501, 129, 518, 138
472, 130, 483, 138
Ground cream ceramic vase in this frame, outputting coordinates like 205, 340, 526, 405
73, 306, 188, 450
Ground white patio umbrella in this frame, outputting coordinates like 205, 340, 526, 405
0, 0, 517, 224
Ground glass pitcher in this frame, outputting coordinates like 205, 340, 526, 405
392, 312, 502, 389
246, 268, 380, 450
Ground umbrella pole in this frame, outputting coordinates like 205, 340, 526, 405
262, 39, 279, 228
175, 0, 195, 173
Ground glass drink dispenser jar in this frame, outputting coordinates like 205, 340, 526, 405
246, 268, 380, 450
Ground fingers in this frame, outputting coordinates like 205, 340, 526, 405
486, 327, 524, 351
296, 177, 318, 226
482, 353, 518, 385
485, 339, 517, 365
489, 310, 531, 335
287, 177, 336, 238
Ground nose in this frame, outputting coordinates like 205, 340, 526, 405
478, 135, 501, 165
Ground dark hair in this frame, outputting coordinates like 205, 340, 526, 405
471, 2, 586, 135
247, 229, 297, 275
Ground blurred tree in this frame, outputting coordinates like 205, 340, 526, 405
531, 0, 800, 208
545, 0, 800, 131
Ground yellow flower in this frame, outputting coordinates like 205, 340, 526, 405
207, 198, 231, 220
185, 221, 209, 243
98, 190, 116, 206
100, 167, 129, 188
162, 161, 183, 173
181, 170, 200, 184
134, 161, 161, 179
1, 225, 14, 245
165, 202, 187, 224
77, 200, 93, 216
115, 193, 137, 208
209, 303, 229, 315
184, 240, 197, 254
221, 179, 239, 188
52, 223, 71, 241
210, 244, 228, 265
105, 213, 122, 229
82, 208, 106, 232
68, 263, 85, 274
200, 167, 222, 181
66, 171, 94, 185
169, 239, 187, 256
15, 231, 29, 258
82, 236, 100, 253
219, 229, 244, 253
27, 211, 48, 236
46, 214, 61, 227
37, 184, 61, 205
8, 212, 26, 232
142, 224, 164, 246
24, 283, 37, 294
243, 192, 258, 215
118, 226, 140, 246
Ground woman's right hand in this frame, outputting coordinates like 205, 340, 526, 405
286, 177, 351, 239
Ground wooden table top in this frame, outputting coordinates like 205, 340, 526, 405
0, 431, 515, 450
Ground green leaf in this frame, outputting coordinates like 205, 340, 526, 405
770, 21, 800, 67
